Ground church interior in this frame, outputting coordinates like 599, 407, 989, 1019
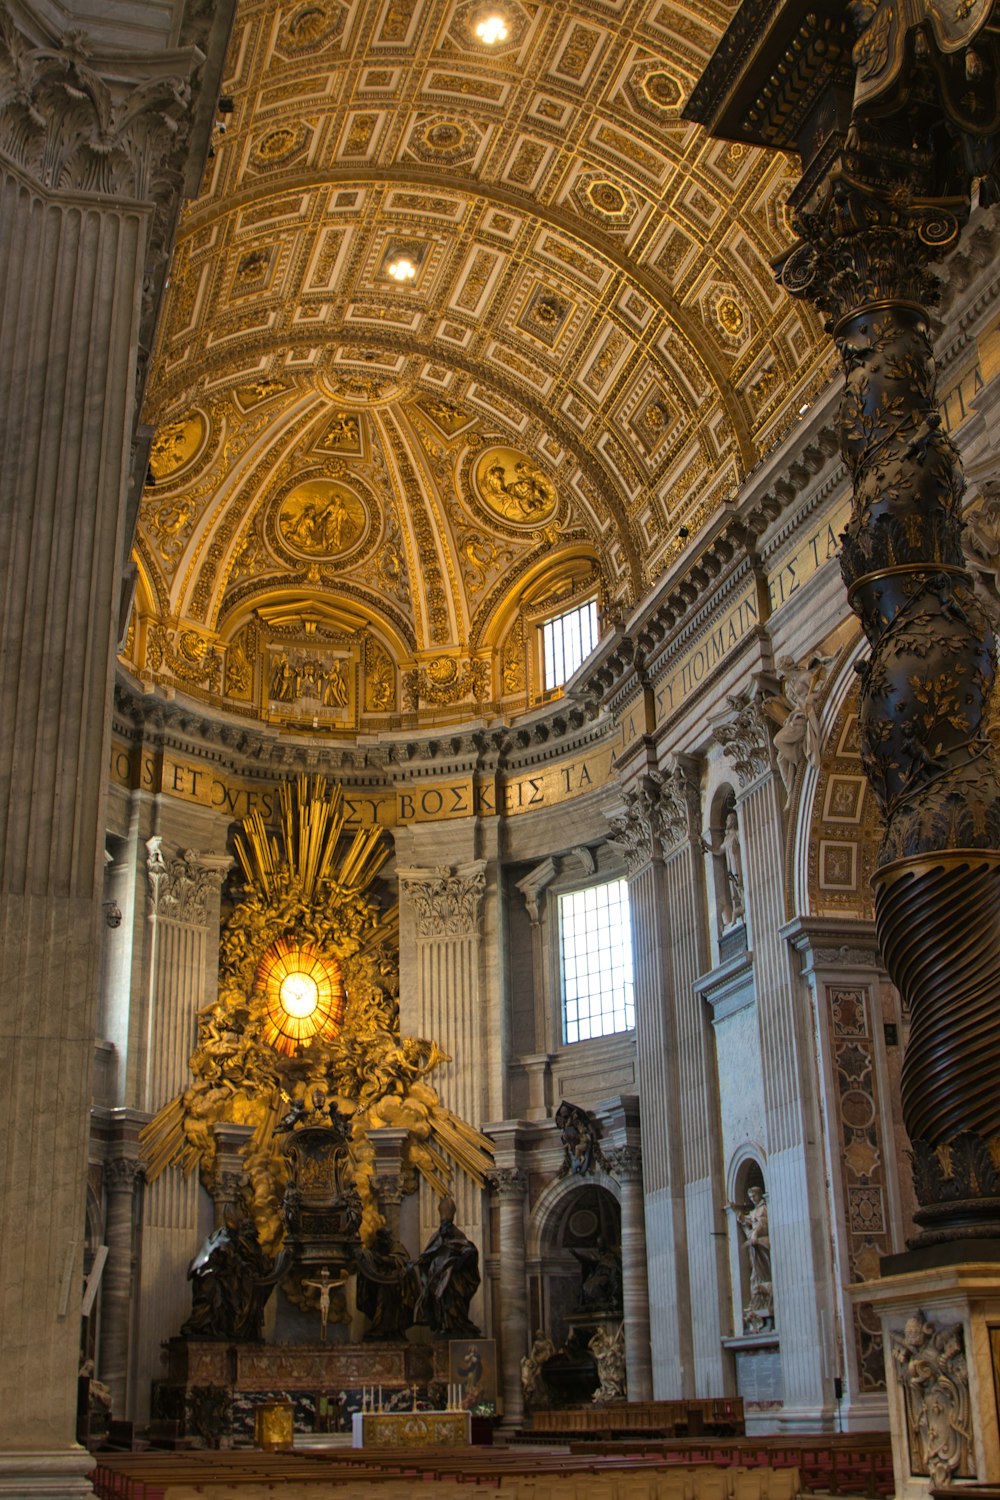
3, 0, 1000, 1496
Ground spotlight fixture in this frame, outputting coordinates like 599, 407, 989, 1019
386, 256, 417, 282
475, 14, 509, 44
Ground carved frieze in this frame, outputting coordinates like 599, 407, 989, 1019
399, 862, 486, 938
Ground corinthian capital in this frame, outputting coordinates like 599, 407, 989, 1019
399, 861, 486, 938
712, 686, 774, 789
146, 843, 229, 925
488, 1167, 527, 1200
0, 13, 199, 202
651, 754, 702, 854
606, 779, 658, 874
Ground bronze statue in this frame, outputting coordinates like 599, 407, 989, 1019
181, 1201, 275, 1341
412, 1196, 481, 1339
355, 1226, 418, 1341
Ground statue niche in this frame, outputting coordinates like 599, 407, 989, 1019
538, 1183, 623, 1406
727, 1161, 773, 1335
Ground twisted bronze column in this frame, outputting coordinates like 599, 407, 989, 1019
686, 1, 1000, 1246
781, 175, 1000, 1241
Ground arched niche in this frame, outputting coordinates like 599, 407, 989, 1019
703, 781, 746, 957
527, 1175, 624, 1406
726, 1148, 772, 1339
528, 1172, 621, 1323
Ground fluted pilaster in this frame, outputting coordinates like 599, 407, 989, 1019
136, 842, 228, 1419
398, 862, 488, 1276
720, 703, 835, 1422
0, 8, 203, 1471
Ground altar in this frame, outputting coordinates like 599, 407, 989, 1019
352, 1410, 471, 1448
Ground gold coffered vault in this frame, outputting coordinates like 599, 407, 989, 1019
131, 0, 835, 729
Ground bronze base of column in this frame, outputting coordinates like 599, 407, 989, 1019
873, 851, 1000, 1242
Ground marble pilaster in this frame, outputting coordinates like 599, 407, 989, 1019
397, 861, 488, 1268
0, 6, 209, 1486
785, 918, 905, 1430
716, 697, 837, 1428
134, 843, 228, 1419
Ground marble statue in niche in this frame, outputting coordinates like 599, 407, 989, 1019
701, 801, 745, 928
728, 1180, 772, 1332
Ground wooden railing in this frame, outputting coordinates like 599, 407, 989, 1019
528, 1398, 746, 1436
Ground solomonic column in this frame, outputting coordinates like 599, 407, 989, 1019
689, 0, 1000, 1252
689, 6, 1000, 1485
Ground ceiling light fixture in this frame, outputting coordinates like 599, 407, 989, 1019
475, 14, 509, 44
387, 257, 417, 282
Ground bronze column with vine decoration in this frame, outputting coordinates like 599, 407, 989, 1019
783, 173, 1000, 1244
687, 1, 1000, 1248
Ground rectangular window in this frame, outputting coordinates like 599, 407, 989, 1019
559, 878, 635, 1044
542, 598, 599, 691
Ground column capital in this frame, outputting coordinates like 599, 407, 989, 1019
146, 842, 230, 924
604, 1145, 643, 1183
711, 683, 775, 790
103, 1155, 144, 1194
0, 11, 200, 205
398, 860, 486, 937
488, 1166, 527, 1200
608, 755, 702, 871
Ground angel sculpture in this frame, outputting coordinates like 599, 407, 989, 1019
763, 654, 832, 806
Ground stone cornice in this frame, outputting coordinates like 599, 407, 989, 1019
113, 671, 615, 786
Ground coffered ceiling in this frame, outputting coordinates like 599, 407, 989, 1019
130, 0, 833, 731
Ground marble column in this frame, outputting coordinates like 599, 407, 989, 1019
0, 11, 205, 1491
135, 843, 228, 1419
368, 1127, 412, 1245
488, 1167, 528, 1424
397, 862, 488, 1273
714, 694, 837, 1427
605, 1145, 652, 1401
99, 1154, 144, 1418
206, 1123, 254, 1229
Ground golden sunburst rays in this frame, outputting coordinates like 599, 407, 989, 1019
257, 935, 345, 1054
235, 774, 391, 902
